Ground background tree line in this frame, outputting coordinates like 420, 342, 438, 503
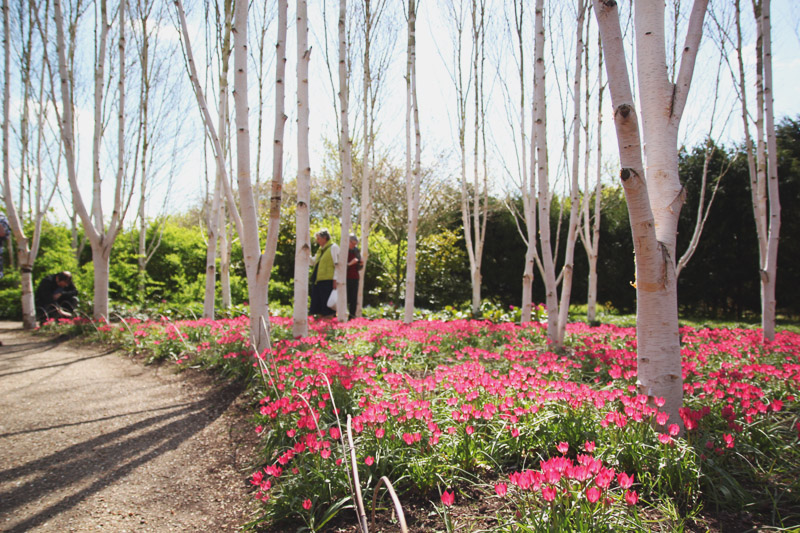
2, 117, 797, 321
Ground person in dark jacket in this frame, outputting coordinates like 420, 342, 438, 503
346, 234, 362, 319
35, 271, 78, 321
0, 213, 10, 279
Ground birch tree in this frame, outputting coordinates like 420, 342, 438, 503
532, 0, 559, 342
461, 0, 489, 316
579, 21, 603, 323
402, 0, 421, 324
201, 0, 232, 319
263, 0, 288, 317
506, 0, 540, 324
175, 0, 283, 350
335, 0, 354, 321
52, 0, 134, 320
293, 0, 312, 338
2, 0, 56, 328
355, 0, 392, 317
130, 0, 180, 296
553, 0, 588, 344
732, 0, 780, 340
592, 0, 709, 427
444, 0, 473, 312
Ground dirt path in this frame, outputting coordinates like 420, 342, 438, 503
0, 322, 257, 532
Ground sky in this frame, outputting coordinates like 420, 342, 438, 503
13, 0, 800, 225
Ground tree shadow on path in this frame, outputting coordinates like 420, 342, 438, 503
0, 380, 243, 533
0, 347, 117, 378
0, 334, 72, 362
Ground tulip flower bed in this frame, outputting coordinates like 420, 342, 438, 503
41, 315, 800, 531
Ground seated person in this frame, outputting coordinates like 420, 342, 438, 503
0, 213, 10, 279
35, 271, 79, 321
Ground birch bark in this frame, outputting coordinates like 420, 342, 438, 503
759, 0, 780, 340
53, 0, 132, 320
533, 0, 558, 343
732, 0, 779, 340
357, 0, 374, 318
511, 0, 538, 324
336, 0, 354, 321
555, 0, 588, 344
203, 0, 232, 319
263, 0, 288, 313
592, 0, 709, 427
580, 26, 602, 323
2, 0, 40, 329
293, 0, 312, 338
402, 0, 420, 324
175, 0, 278, 350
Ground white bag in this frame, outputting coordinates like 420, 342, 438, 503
327, 289, 338, 310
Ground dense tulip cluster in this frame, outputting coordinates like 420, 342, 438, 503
42, 314, 800, 530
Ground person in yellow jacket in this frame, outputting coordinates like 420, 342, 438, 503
309, 229, 339, 317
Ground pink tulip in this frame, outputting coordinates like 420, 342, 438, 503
441, 490, 455, 506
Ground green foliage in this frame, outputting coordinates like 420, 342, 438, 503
31, 220, 79, 280
0, 270, 22, 319
415, 228, 470, 308
7, 114, 800, 320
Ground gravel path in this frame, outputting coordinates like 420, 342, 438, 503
0, 322, 256, 532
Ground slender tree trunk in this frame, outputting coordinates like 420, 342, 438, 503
219, 212, 231, 308
760, 0, 780, 340
357, 0, 373, 318
52, 0, 130, 320
3, 0, 35, 328
262, 0, 287, 313
293, 0, 312, 338
582, 19, 602, 323
403, 0, 420, 324
203, 176, 222, 318
533, 0, 558, 344
137, 16, 150, 295
556, 0, 587, 344
232, 0, 270, 351
336, 0, 354, 321
202, 0, 232, 319
512, 0, 536, 324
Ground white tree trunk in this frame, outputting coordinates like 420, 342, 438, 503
357, 0, 374, 318
760, 0, 780, 340
176, 0, 280, 350
203, 176, 222, 319
53, 0, 130, 321
232, 0, 271, 351
465, 0, 488, 316
593, 0, 709, 428
581, 23, 602, 323
732, 0, 779, 340
203, 5, 232, 319
263, 0, 288, 312
2, 0, 35, 329
220, 207, 232, 309
293, 0, 312, 338
511, 0, 537, 324
533, 0, 558, 343
336, 0, 354, 321
403, 0, 420, 324
555, 0, 588, 344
